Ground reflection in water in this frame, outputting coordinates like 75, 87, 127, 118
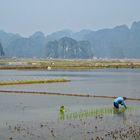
59, 112, 65, 120
113, 107, 127, 123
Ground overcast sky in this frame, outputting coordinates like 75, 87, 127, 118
0, 0, 140, 37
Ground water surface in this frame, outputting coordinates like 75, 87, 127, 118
0, 69, 140, 139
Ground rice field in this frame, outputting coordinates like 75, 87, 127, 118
0, 66, 140, 140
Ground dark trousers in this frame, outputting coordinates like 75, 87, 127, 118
114, 102, 119, 109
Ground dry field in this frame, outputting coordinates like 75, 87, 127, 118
0, 58, 140, 70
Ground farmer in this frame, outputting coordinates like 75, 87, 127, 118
60, 105, 65, 113
113, 97, 127, 109
59, 105, 65, 120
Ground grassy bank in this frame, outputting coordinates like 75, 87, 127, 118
0, 59, 140, 70
0, 78, 70, 85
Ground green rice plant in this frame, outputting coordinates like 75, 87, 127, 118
0, 78, 70, 85
59, 106, 138, 121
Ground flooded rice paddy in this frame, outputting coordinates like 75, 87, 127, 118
0, 69, 140, 140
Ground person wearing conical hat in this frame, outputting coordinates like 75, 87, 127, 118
60, 105, 65, 113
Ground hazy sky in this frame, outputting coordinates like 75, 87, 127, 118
0, 0, 140, 37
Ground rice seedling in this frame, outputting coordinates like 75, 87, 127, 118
60, 106, 138, 121
0, 78, 70, 85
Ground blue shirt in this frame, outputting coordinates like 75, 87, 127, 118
114, 97, 126, 108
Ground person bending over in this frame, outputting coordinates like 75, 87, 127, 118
113, 97, 127, 109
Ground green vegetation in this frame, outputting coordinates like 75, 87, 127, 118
59, 106, 138, 121
0, 78, 70, 85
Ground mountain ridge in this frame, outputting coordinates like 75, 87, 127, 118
0, 20, 140, 58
